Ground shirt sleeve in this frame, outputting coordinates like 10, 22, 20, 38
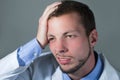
17, 38, 43, 66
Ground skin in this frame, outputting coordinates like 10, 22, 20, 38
37, 2, 61, 48
37, 2, 98, 80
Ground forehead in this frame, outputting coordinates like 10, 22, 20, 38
49, 12, 81, 23
48, 12, 85, 35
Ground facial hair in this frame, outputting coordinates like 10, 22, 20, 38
59, 45, 91, 74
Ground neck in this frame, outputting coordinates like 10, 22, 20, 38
68, 51, 96, 80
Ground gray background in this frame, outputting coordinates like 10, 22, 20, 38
0, 0, 120, 71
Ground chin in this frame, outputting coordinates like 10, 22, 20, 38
59, 63, 81, 74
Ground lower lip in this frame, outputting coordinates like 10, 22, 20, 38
58, 58, 71, 65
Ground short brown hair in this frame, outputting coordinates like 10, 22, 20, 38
48, 0, 96, 36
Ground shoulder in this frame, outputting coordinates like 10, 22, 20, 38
29, 51, 58, 72
98, 53, 120, 79
32, 51, 58, 67
117, 71, 120, 79
16, 52, 59, 80
19, 52, 59, 80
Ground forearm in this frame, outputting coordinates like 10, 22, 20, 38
17, 38, 42, 66
0, 38, 42, 80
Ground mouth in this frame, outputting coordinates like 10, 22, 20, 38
57, 57, 71, 65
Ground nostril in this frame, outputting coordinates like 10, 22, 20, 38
59, 48, 68, 54
59, 50, 65, 53
55, 48, 68, 56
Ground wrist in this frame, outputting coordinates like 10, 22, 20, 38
36, 37, 47, 49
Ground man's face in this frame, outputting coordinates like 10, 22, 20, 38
47, 13, 95, 73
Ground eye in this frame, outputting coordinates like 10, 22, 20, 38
48, 37, 55, 42
66, 35, 76, 38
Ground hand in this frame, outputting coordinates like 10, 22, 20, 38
36, 2, 61, 48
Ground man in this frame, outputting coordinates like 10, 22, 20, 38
0, 0, 120, 80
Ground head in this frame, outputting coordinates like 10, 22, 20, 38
47, 0, 98, 75
48, 0, 96, 36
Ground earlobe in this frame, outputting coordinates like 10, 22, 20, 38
89, 29, 98, 47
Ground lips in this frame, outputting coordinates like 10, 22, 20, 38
57, 57, 71, 65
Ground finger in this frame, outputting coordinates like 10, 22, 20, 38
43, 2, 61, 15
41, 6, 58, 21
41, 2, 61, 21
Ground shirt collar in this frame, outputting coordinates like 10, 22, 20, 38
62, 52, 103, 80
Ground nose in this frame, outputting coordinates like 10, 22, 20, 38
55, 40, 68, 54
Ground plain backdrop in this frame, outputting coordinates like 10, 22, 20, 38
0, 0, 120, 71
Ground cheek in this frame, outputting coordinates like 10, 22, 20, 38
49, 43, 56, 55
67, 38, 90, 57
49, 43, 53, 51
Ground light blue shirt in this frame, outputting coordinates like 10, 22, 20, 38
17, 38, 42, 66
17, 38, 103, 79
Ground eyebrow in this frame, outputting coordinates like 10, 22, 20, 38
47, 34, 54, 38
47, 30, 80, 37
63, 30, 80, 35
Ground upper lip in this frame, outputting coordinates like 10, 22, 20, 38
57, 56, 71, 65
57, 56, 71, 60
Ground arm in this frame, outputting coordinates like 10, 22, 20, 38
0, 38, 42, 80
0, 2, 61, 80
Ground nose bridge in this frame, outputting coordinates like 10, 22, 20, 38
56, 38, 65, 49
55, 38, 67, 53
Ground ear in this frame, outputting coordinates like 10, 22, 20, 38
89, 29, 98, 48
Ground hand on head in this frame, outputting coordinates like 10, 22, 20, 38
36, 2, 61, 48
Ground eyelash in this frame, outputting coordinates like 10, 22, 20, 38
48, 34, 77, 42
66, 35, 76, 38
48, 38, 54, 42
